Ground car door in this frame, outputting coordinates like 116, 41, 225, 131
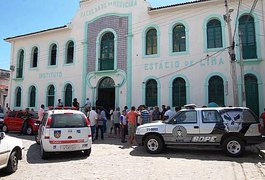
0, 133, 8, 166
165, 110, 200, 144
200, 110, 225, 143
14, 112, 24, 131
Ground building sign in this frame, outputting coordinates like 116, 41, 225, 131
39, 72, 62, 79
144, 57, 225, 71
81, 0, 137, 17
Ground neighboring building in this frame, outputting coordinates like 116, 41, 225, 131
4, 0, 265, 116
0, 69, 10, 109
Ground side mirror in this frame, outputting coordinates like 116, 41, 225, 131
0, 132, 5, 140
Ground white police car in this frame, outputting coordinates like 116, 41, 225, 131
38, 109, 92, 159
135, 107, 264, 157
0, 132, 24, 174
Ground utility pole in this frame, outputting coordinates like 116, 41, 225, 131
224, 0, 239, 106
239, 31, 246, 106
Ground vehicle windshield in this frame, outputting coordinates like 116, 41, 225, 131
50, 114, 87, 128
164, 111, 181, 124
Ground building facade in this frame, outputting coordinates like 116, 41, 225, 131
0, 69, 10, 109
5, 0, 265, 116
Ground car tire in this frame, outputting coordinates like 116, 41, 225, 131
2, 124, 8, 133
40, 145, 49, 160
26, 126, 33, 135
144, 134, 164, 154
6, 151, 18, 174
222, 136, 245, 157
83, 148, 91, 157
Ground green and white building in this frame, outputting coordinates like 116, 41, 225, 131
5, 0, 265, 116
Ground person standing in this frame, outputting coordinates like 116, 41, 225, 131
38, 104, 45, 122
113, 107, 121, 137
260, 108, 265, 128
163, 106, 174, 120
95, 108, 104, 140
126, 106, 140, 145
120, 110, 127, 143
88, 106, 97, 141
161, 105, 167, 120
20, 108, 31, 135
72, 98, 80, 110
57, 99, 63, 107
152, 106, 161, 121
140, 105, 150, 125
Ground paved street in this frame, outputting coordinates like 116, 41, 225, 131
1, 133, 265, 180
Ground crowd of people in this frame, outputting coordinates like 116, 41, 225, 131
86, 104, 182, 145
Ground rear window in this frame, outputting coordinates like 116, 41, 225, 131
220, 109, 259, 123
50, 114, 87, 128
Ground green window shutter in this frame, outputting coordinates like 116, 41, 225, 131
146, 28, 157, 55
172, 78, 186, 107
146, 79, 157, 107
208, 76, 224, 106
16, 87, 22, 107
207, 19, 222, 49
16, 50, 24, 78
64, 84, 72, 107
32, 47, 38, 68
50, 44, 57, 65
29, 86, 36, 107
173, 24, 186, 52
66, 41, 74, 64
47, 85, 55, 107
100, 32, 114, 70
239, 15, 257, 59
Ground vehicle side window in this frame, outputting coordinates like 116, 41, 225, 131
176, 111, 197, 124
202, 110, 222, 123
8, 111, 16, 117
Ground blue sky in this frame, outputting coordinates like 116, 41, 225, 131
0, 0, 190, 70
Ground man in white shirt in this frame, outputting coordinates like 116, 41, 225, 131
164, 106, 175, 120
38, 104, 45, 121
88, 106, 97, 141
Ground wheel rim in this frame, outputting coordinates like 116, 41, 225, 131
26, 127, 32, 135
227, 140, 241, 154
147, 138, 159, 151
2, 125, 7, 132
12, 154, 18, 169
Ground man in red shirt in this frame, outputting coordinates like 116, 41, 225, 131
126, 106, 140, 145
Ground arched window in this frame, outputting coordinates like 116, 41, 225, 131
15, 87, 22, 107
66, 41, 74, 64
50, 44, 57, 66
172, 78, 186, 107
245, 74, 259, 116
47, 85, 55, 107
207, 19, 222, 48
29, 86, 36, 107
16, 50, 24, 78
64, 84, 72, 107
31, 47, 38, 68
146, 28, 157, 55
208, 76, 224, 106
146, 79, 157, 107
239, 14, 257, 59
173, 24, 186, 52
99, 32, 114, 70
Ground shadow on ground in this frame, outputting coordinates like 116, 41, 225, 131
129, 145, 264, 164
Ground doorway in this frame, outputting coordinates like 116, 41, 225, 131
97, 77, 115, 110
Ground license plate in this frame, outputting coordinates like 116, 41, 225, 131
60, 145, 76, 150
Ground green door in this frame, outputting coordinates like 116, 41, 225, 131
245, 74, 259, 116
